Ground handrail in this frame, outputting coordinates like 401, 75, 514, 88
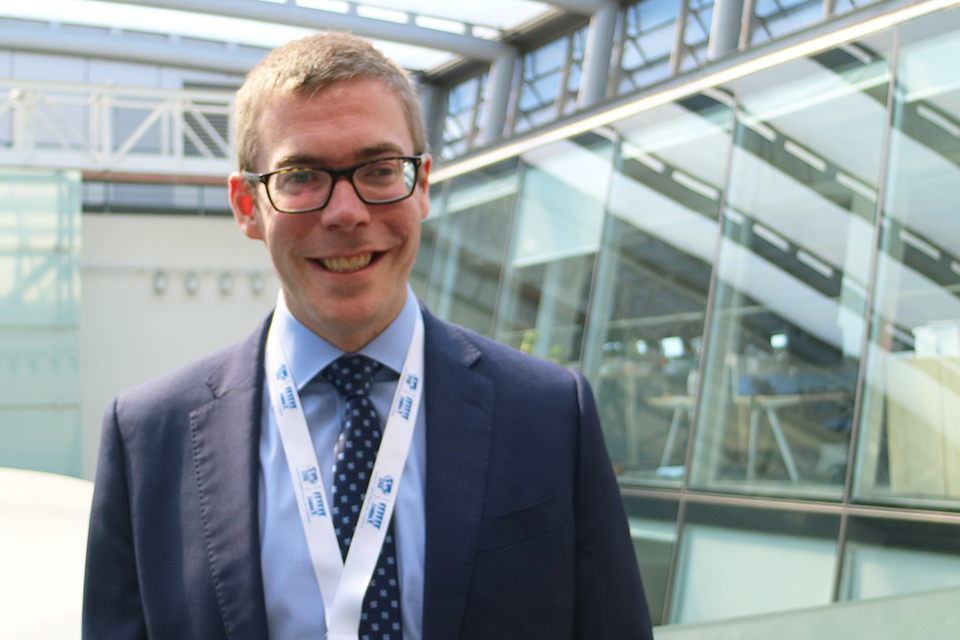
0, 79, 235, 177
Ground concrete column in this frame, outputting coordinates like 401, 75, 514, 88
476, 47, 519, 147
578, 0, 620, 109
708, 0, 746, 60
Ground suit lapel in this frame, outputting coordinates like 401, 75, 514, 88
189, 318, 271, 640
421, 311, 495, 640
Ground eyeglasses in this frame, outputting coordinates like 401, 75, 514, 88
243, 155, 424, 213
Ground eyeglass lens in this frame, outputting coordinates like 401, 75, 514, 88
269, 158, 417, 211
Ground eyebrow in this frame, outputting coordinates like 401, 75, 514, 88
273, 143, 407, 170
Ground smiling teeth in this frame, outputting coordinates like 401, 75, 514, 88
321, 254, 373, 273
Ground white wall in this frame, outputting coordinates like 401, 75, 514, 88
80, 214, 280, 479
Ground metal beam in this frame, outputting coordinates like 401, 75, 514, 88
0, 25, 265, 74
544, 0, 612, 14
96, 0, 511, 62
577, 0, 619, 108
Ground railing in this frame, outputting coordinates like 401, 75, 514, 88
0, 80, 235, 176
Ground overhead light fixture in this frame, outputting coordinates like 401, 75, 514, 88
661, 336, 685, 358
219, 273, 233, 296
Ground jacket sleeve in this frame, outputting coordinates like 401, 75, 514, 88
571, 371, 655, 640
83, 398, 148, 640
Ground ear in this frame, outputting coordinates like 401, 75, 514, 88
418, 154, 432, 221
229, 172, 264, 240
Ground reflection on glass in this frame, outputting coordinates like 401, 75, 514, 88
856, 17, 960, 506
691, 44, 890, 498
426, 160, 519, 337
495, 133, 612, 364
583, 93, 730, 484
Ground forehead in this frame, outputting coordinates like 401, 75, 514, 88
255, 79, 414, 169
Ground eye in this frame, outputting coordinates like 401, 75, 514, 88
274, 169, 324, 193
358, 159, 401, 183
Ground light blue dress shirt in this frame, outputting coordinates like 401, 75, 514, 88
259, 286, 426, 640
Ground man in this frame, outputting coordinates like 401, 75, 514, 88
83, 32, 653, 640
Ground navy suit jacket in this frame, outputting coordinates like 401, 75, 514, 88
83, 308, 653, 639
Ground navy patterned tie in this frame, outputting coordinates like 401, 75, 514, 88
322, 354, 403, 640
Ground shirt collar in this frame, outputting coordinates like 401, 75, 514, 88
273, 284, 419, 390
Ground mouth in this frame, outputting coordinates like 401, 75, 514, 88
315, 252, 379, 273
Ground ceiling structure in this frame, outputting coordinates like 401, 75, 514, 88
0, 0, 597, 74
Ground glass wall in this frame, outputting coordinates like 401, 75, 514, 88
692, 37, 891, 499
855, 10, 960, 509
0, 170, 82, 477
425, 2, 960, 626
586, 94, 730, 483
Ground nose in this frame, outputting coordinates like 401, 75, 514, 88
320, 176, 371, 230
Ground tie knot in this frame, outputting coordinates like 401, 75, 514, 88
321, 354, 382, 399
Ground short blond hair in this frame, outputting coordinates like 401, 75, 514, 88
234, 32, 426, 172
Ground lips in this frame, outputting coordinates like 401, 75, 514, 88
319, 253, 375, 273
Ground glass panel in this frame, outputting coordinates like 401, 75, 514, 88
623, 495, 680, 625
855, 11, 960, 507
494, 133, 613, 364
617, 0, 680, 95
0, 170, 82, 477
839, 517, 960, 600
425, 159, 519, 337
659, 582, 960, 639
841, 543, 960, 600
585, 92, 730, 485
751, 0, 824, 47
679, 0, 714, 71
513, 29, 587, 135
0, 408, 83, 477
0, 327, 80, 405
692, 42, 891, 499
670, 505, 839, 624
440, 73, 487, 161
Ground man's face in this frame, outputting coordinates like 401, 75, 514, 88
229, 78, 431, 351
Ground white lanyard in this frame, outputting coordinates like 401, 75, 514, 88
265, 301, 424, 640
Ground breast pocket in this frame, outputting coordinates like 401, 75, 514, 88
476, 493, 570, 553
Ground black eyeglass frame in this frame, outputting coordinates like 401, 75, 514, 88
242, 154, 425, 213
